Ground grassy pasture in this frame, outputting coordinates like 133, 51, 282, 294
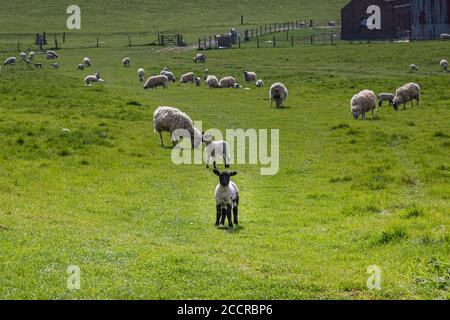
0, 1, 449, 300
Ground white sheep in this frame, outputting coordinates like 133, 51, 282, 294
440, 59, 448, 71
153, 106, 202, 148
29, 52, 35, 60
202, 132, 231, 169
84, 73, 104, 86
77, 64, 85, 70
195, 77, 201, 86
269, 82, 288, 109
3, 57, 16, 66
205, 75, 219, 89
137, 68, 145, 82
243, 70, 257, 82
46, 50, 58, 59
234, 83, 242, 89
213, 169, 239, 228
393, 83, 420, 111
193, 53, 206, 63
160, 70, 176, 82
180, 72, 196, 83
83, 57, 91, 67
256, 79, 264, 88
409, 64, 418, 72
378, 93, 395, 108
218, 76, 236, 88
144, 75, 169, 90
20, 52, 26, 61
440, 33, 450, 40
122, 57, 131, 67
350, 89, 376, 120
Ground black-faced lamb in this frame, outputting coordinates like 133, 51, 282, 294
193, 53, 206, 63
202, 132, 231, 169
77, 64, 85, 70
392, 83, 420, 111
144, 75, 169, 90
350, 89, 376, 120
138, 68, 145, 82
213, 170, 239, 228
243, 70, 257, 82
269, 83, 288, 109
195, 77, 201, 86
440, 59, 448, 71
83, 57, 91, 67
3, 57, 16, 66
256, 79, 264, 88
84, 73, 104, 86
122, 57, 131, 67
378, 93, 395, 107
409, 64, 418, 72
153, 106, 202, 149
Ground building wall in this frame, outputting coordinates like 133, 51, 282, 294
411, 0, 450, 39
342, 0, 395, 40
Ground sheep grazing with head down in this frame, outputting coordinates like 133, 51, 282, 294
46, 50, 58, 59
180, 72, 196, 83
350, 90, 376, 120
3, 57, 16, 66
378, 93, 395, 108
440, 59, 448, 71
122, 57, 131, 67
256, 79, 264, 88
84, 73, 104, 86
213, 170, 239, 228
202, 132, 231, 169
392, 83, 420, 111
440, 33, 450, 40
193, 53, 206, 63
153, 106, 202, 149
219, 76, 236, 88
83, 57, 91, 67
144, 75, 169, 90
206, 75, 219, 89
137, 68, 145, 82
20, 52, 26, 61
243, 70, 257, 82
409, 64, 418, 72
160, 70, 176, 82
77, 64, 85, 70
269, 83, 288, 109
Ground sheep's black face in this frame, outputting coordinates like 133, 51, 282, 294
393, 103, 399, 111
214, 170, 237, 186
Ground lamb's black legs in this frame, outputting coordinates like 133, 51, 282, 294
226, 206, 233, 228
233, 207, 238, 225
215, 205, 221, 227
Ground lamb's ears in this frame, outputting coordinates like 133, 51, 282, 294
230, 171, 238, 176
213, 169, 221, 176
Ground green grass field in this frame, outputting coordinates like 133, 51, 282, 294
0, 1, 449, 300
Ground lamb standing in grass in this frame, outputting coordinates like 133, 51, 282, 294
20, 52, 26, 61
195, 77, 201, 86
440, 33, 450, 40
83, 57, 91, 67
122, 57, 131, 67
206, 75, 219, 89
392, 83, 420, 111
409, 64, 418, 72
243, 70, 257, 82
153, 106, 202, 148
202, 132, 231, 169
193, 53, 206, 63
138, 68, 145, 82
213, 170, 239, 228
378, 93, 395, 108
180, 72, 196, 83
3, 57, 16, 66
350, 89, 376, 120
218, 76, 236, 88
144, 75, 169, 90
29, 52, 35, 61
160, 70, 176, 82
440, 59, 448, 71
84, 73, 104, 86
269, 83, 288, 109
77, 64, 85, 70
256, 79, 264, 88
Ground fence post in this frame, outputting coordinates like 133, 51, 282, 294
63, 32, 66, 43
310, 35, 313, 45
257, 35, 260, 48
291, 35, 294, 47
209, 36, 212, 49
310, 20, 314, 28
204, 36, 206, 49
238, 37, 241, 48
286, 30, 289, 41
55, 37, 58, 50
198, 38, 201, 50
17, 41, 20, 52
241, 15, 244, 25
96, 37, 99, 47
128, 36, 131, 46
273, 36, 276, 47
331, 33, 334, 45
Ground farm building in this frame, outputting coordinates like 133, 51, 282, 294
341, 0, 411, 40
410, 0, 450, 40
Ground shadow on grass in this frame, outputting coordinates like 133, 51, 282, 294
216, 225, 245, 234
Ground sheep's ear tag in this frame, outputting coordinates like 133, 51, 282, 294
213, 170, 221, 176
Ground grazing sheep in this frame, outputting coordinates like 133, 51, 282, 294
160, 70, 176, 82
77, 64, 85, 70
195, 77, 201, 86
440, 59, 448, 71
440, 33, 450, 40
206, 75, 219, 89
378, 93, 395, 107
153, 106, 202, 149
392, 83, 420, 111
144, 75, 169, 90
180, 72, 195, 83
3, 57, 16, 66
218, 76, 236, 88
203, 133, 231, 169
243, 70, 257, 82
350, 90, 376, 120
20, 52, 26, 61
269, 82, 288, 109
409, 64, 418, 72
213, 169, 239, 228
122, 57, 131, 67
256, 79, 264, 88
46, 51, 58, 59
51, 63, 60, 69
137, 68, 145, 82
29, 52, 35, 60
84, 73, 104, 86
83, 57, 91, 67
234, 83, 242, 89
193, 53, 206, 63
